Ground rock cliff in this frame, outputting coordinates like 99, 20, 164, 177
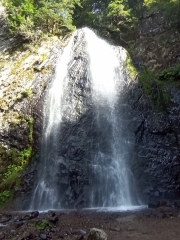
0, 7, 180, 209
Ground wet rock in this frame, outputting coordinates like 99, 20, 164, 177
174, 200, 180, 208
1, 24, 180, 210
87, 228, 107, 240
148, 201, 159, 208
10, 229, 16, 235
48, 211, 56, 217
22, 214, 31, 220
21, 231, 34, 240
65, 230, 72, 237
13, 221, 25, 228
71, 229, 86, 236
78, 236, 86, 240
0, 232, 4, 239
30, 211, 39, 219
110, 227, 120, 232
0, 215, 12, 223
128, 227, 136, 232
48, 216, 59, 224
47, 211, 59, 225
40, 233, 47, 239
157, 200, 167, 207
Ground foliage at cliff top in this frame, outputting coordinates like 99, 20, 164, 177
143, 0, 180, 26
73, 0, 180, 44
73, 0, 138, 40
3, 0, 180, 42
5, 0, 81, 40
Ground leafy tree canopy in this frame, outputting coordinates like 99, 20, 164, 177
3, 0, 180, 42
143, 0, 180, 26
5, 0, 81, 39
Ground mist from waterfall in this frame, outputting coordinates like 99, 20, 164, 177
30, 35, 75, 210
84, 28, 138, 207
30, 28, 141, 210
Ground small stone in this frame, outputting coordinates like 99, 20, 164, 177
30, 211, 39, 219
48, 216, 59, 224
148, 201, 158, 208
87, 228, 107, 240
154, 191, 159, 197
40, 233, 47, 239
110, 227, 120, 232
14, 221, 24, 228
22, 214, 30, 220
48, 211, 56, 217
174, 200, 180, 207
157, 200, 167, 207
10, 230, 16, 234
72, 229, 86, 236
22, 231, 29, 239
128, 227, 136, 232
0, 232, 4, 239
0, 215, 11, 223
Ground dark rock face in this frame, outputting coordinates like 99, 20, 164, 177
29, 29, 142, 210
129, 13, 180, 73
0, 39, 64, 210
120, 80, 180, 203
22, 29, 180, 209
7, 29, 180, 209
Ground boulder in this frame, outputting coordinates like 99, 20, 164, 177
87, 228, 107, 240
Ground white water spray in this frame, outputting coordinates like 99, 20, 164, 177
84, 28, 138, 207
30, 28, 140, 210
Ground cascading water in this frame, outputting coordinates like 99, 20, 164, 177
85, 29, 134, 207
30, 28, 141, 210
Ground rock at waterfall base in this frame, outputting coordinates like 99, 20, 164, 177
87, 228, 107, 240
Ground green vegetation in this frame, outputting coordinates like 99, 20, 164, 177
5, 0, 81, 40
3, 147, 32, 183
73, 0, 180, 43
138, 67, 172, 109
21, 89, 32, 98
28, 118, 33, 143
125, 52, 137, 80
1, 0, 180, 209
143, 0, 180, 27
35, 220, 47, 230
139, 68, 156, 95
158, 65, 180, 82
3, 0, 180, 43
73, 0, 138, 43
0, 117, 33, 207
0, 190, 12, 207
0, 146, 32, 206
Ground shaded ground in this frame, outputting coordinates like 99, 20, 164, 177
0, 207, 180, 239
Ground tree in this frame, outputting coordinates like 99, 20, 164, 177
6, 0, 81, 39
34, 0, 81, 35
73, 0, 110, 28
73, 0, 137, 43
106, 0, 137, 31
143, 0, 180, 26
6, 0, 35, 39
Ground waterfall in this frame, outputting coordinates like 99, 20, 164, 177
30, 28, 140, 210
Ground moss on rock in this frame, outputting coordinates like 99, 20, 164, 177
0, 145, 33, 207
138, 67, 172, 110
124, 52, 138, 80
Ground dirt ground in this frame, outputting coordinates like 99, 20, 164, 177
1, 207, 180, 240
53, 207, 180, 240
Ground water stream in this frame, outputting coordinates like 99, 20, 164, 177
30, 28, 141, 210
